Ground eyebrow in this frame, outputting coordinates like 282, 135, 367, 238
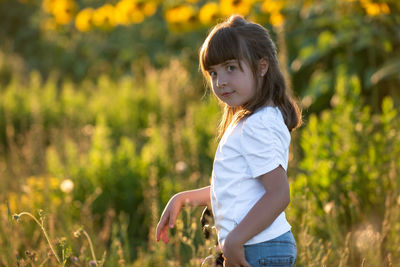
207, 59, 239, 71
222, 60, 238, 66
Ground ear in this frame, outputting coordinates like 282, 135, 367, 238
258, 58, 269, 77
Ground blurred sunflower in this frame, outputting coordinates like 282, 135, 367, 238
261, 0, 284, 26
261, 0, 283, 14
360, 0, 390, 16
92, 4, 117, 30
52, 0, 76, 24
220, 0, 253, 16
115, 0, 144, 25
165, 4, 200, 31
75, 8, 94, 32
139, 1, 158, 16
199, 2, 220, 25
165, 4, 196, 24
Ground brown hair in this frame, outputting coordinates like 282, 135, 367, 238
199, 15, 302, 139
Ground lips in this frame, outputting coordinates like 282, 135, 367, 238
221, 92, 234, 97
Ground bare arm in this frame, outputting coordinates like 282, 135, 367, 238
178, 186, 211, 207
223, 165, 291, 266
156, 186, 210, 243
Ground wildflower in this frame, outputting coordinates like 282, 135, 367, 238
50, 177, 59, 190
71, 256, 79, 263
175, 161, 187, 173
261, 0, 283, 14
25, 251, 37, 262
75, 8, 94, 32
13, 214, 20, 221
141, 2, 157, 17
261, 0, 285, 26
165, 4, 199, 32
199, 2, 220, 25
220, 0, 253, 16
323, 201, 335, 214
52, 0, 76, 25
354, 224, 381, 252
361, 0, 390, 17
270, 12, 284, 26
60, 179, 74, 193
92, 4, 117, 30
73, 229, 82, 238
129, 9, 145, 24
165, 5, 196, 24
115, 0, 145, 25
88, 260, 97, 267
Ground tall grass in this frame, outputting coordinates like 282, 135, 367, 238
0, 61, 399, 266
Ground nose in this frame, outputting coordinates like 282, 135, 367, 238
216, 76, 227, 88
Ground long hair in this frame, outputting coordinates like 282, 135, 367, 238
199, 15, 302, 139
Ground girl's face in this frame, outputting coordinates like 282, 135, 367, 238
207, 59, 258, 107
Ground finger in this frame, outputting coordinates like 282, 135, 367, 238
160, 228, 170, 244
156, 224, 167, 242
168, 209, 178, 228
156, 213, 170, 240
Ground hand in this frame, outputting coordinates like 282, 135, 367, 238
222, 234, 251, 267
156, 193, 183, 244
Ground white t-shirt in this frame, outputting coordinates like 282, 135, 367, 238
210, 106, 292, 246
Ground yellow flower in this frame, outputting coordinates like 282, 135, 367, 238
92, 4, 117, 30
261, 0, 284, 26
364, 3, 381, 16
115, 0, 147, 25
52, 0, 76, 25
131, 9, 145, 23
115, 0, 136, 25
75, 8, 94, 32
142, 2, 157, 16
50, 177, 59, 190
199, 2, 220, 25
165, 5, 196, 24
261, 0, 283, 14
379, 3, 390, 14
27, 176, 44, 189
361, 1, 390, 16
220, 0, 253, 16
42, 0, 56, 13
270, 11, 284, 26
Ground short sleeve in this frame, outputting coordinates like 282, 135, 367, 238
240, 110, 291, 178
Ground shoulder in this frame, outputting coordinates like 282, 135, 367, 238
244, 106, 289, 135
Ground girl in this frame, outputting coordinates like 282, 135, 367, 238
156, 15, 302, 267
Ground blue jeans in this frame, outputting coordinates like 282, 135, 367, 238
244, 230, 297, 267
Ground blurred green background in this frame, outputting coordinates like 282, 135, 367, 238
0, 0, 400, 266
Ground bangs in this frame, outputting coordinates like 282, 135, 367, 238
200, 27, 247, 72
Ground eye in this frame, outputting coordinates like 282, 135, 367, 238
226, 65, 236, 72
208, 70, 217, 77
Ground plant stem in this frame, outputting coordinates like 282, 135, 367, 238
82, 229, 98, 266
16, 212, 62, 264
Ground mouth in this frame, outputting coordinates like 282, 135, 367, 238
221, 92, 234, 97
